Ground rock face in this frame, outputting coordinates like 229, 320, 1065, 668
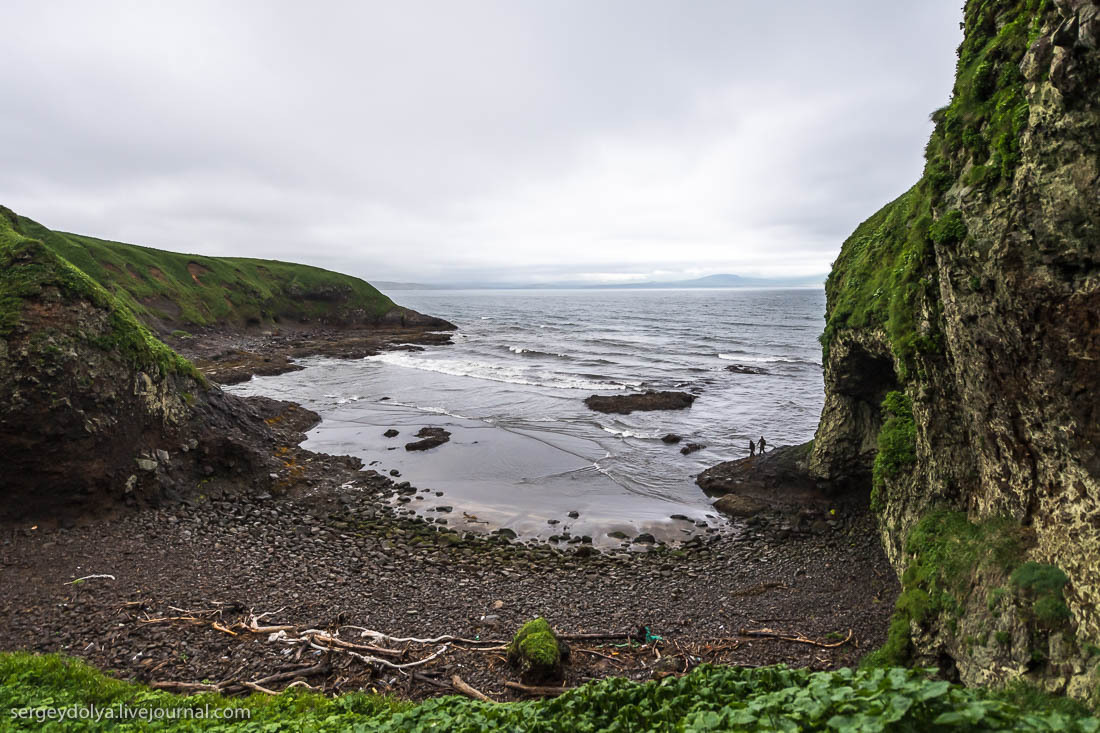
583, 390, 696, 414
810, 0, 1100, 700
0, 227, 289, 523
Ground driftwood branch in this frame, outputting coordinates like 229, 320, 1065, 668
556, 632, 633, 641
738, 628, 853, 648
504, 681, 572, 697
342, 626, 505, 647
67, 574, 116, 584
451, 674, 495, 703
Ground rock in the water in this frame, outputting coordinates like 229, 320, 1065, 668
713, 494, 767, 518
724, 364, 767, 375
633, 533, 656, 544
583, 390, 696, 415
507, 618, 569, 684
404, 427, 451, 451
661, 433, 682, 444
383, 429, 399, 438
680, 443, 705, 455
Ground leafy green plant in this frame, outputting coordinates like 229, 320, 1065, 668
3, 652, 1097, 731
929, 211, 969, 246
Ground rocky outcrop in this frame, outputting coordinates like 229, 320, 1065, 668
0, 212, 369, 524
404, 427, 451, 451
698, 443, 836, 519
583, 390, 696, 414
810, 0, 1100, 700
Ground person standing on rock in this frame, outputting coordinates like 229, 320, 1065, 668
749, 440, 756, 456
758, 436, 767, 453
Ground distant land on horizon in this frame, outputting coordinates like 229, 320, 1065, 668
373, 273, 827, 292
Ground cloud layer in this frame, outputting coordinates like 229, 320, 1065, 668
0, 1, 962, 284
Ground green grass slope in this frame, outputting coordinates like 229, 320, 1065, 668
1, 652, 1095, 731
0, 208, 198, 379
12, 210, 396, 333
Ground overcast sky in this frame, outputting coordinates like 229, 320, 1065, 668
1, 2, 962, 284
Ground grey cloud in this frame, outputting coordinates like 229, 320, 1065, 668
0, 1, 962, 283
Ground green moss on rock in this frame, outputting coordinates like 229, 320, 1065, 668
863, 510, 1031, 667
870, 391, 918, 511
508, 618, 566, 682
1012, 562, 1072, 628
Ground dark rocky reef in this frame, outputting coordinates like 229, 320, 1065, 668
809, 0, 1100, 700
404, 427, 451, 451
583, 390, 696, 415
724, 364, 768, 375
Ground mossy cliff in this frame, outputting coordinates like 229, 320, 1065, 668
0, 210, 296, 521
811, 0, 1100, 700
0, 207, 447, 522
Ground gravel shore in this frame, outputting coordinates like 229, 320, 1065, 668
1, 461, 898, 701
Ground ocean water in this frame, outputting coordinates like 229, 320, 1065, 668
227, 288, 825, 546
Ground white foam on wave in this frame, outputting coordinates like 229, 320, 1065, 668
368, 351, 631, 391
387, 400, 476, 421
717, 353, 821, 366
601, 427, 663, 440
507, 345, 569, 358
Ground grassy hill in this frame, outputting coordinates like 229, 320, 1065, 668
0, 207, 197, 378
10, 209, 397, 334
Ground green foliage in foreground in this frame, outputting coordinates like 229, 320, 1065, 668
2, 652, 1097, 732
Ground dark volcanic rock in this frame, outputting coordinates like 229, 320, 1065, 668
404, 427, 451, 451
661, 433, 682, 444
724, 364, 767, 375
383, 429, 399, 438
712, 494, 767, 518
583, 390, 696, 415
680, 443, 705, 455
698, 443, 818, 500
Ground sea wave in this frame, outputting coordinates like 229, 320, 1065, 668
506, 345, 570, 359
717, 353, 821, 366
368, 352, 634, 391
600, 427, 663, 440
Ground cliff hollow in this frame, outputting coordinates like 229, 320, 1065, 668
812, 0, 1099, 700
